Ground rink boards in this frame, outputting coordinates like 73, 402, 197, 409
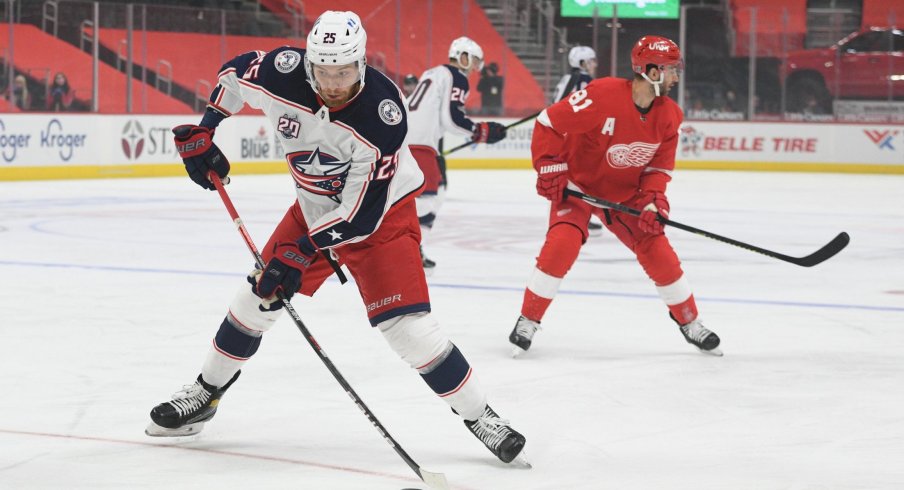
1, 114, 902, 180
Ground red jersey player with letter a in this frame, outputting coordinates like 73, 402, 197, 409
509, 35, 723, 357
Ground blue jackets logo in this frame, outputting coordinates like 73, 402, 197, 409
287, 147, 351, 202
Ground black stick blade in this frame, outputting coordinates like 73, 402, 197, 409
790, 232, 850, 267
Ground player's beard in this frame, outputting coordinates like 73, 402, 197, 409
321, 82, 361, 107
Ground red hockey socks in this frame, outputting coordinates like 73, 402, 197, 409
655, 275, 699, 325
521, 224, 583, 321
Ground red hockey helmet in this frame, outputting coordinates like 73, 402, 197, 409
631, 35, 682, 75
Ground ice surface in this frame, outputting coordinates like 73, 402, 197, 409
1, 170, 902, 489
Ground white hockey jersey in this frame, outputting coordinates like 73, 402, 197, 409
205, 47, 424, 251
405, 64, 477, 151
553, 71, 594, 102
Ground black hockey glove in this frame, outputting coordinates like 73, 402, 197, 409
173, 124, 230, 191
472, 121, 507, 144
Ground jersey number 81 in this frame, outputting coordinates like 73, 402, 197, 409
568, 89, 593, 113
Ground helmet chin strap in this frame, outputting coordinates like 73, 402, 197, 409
641, 72, 663, 97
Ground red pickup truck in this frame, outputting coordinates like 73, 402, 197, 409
781, 27, 904, 111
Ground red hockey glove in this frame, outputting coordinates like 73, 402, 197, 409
472, 121, 507, 144
249, 238, 317, 311
535, 162, 568, 201
173, 124, 230, 191
638, 191, 670, 234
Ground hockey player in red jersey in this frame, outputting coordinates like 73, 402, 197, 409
146, 10, 527, 465
508, 35, 722, 357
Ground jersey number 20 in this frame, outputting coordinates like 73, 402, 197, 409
407, 80, 432, 111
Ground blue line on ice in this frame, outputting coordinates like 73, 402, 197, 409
2, 259, 902, 313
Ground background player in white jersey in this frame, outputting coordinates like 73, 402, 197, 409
406, 36, 508, 272
552, 45, 597, 102
509, 35, 722, 358
146, 10, 526, 465
554, 46, 605, 235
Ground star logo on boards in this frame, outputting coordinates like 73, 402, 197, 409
327, 229, 343, 241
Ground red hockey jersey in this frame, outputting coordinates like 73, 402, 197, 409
532, 77, 683, 203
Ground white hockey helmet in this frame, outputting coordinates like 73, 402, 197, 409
448, 36, 484, 71
304, 11, 367, 93
568, 46, 596, 69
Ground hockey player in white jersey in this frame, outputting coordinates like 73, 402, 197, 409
146, 10, 527, 465
553, 45, 598, 102
406, 36, 508, 272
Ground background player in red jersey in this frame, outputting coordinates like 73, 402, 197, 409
508, 35, 722, 357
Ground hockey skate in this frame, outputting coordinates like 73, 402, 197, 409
146, 371, 241, 437
509, 315, 540, 357
420, 245, 436, 275
678, 318, 722, 356
464, 405, 529, 466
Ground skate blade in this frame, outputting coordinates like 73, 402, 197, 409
511, 346, 528, 358
423, 267, 435, 277
511, 449, 532, 468
698, 346, 723, 357
145, 421, 206, 437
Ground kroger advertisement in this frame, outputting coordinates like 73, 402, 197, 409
0, 114, 286, 170
0, 114, 902, 179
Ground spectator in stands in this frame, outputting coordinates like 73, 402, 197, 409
692, 98, 705, 112
477, 62, 503, 115
402, 73, 418, 98
721, 89, 738, 113
47, 72, 75, 112
12, 74, 31, 111
802, 94, 825, 115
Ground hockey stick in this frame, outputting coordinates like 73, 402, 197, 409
563, 188, 849, 267
441, 69, 579, 158
208, 172, 450, 490
441, 110, 541, 156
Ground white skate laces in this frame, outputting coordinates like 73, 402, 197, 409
169, 382, 211, 417
679, 319, 722, 356
464, 405, 528, 465
513, 317, 540, 340
509, 315, 541, 357
470, 411, 513, 451
681, 320, 711, 343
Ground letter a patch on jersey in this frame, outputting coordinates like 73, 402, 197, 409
601, 117, 616, 136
